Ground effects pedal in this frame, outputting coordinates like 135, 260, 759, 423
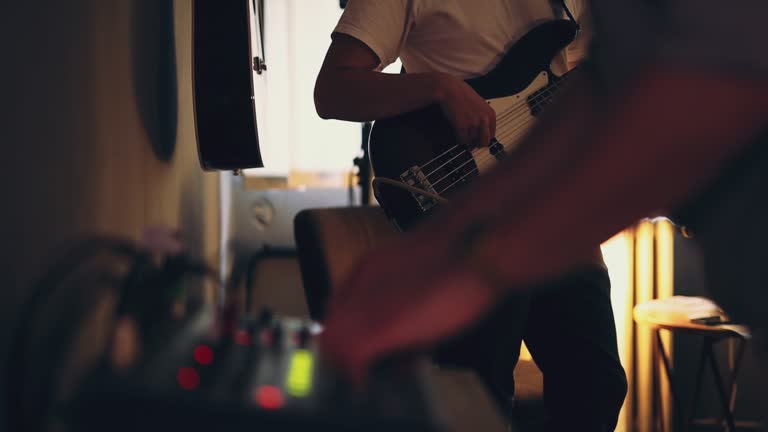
69, 306, 445, 432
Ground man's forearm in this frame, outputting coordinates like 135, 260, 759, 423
426, 66, 768, 290
315, 68, 446, 122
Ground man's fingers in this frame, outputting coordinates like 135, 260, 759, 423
457, 127, 473, 147
488, 108, 497, 143
458, 124, 488, 148
479, 118, 491, 148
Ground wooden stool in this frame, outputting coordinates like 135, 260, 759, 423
634, 296, 754, 432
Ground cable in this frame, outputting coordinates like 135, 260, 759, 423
6, 236, 217, 432
6, 237, 141, 432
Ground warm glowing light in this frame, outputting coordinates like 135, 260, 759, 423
254, 385, 284, 410
635, 221, 656, 432
286, 349, 314, 397
177, 367, 200, 391
194, 345, 214, 365
601, 229, 635, 432
655, 220, 675, 432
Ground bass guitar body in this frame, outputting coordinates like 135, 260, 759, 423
369, 20, 578, 231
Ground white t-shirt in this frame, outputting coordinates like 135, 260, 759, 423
334, 0, 590, 79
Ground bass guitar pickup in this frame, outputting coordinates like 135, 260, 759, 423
400, 167, 440, 212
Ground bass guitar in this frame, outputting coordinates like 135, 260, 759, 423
369, 20, 580, 231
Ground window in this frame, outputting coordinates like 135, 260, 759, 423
246, 0, 400, 189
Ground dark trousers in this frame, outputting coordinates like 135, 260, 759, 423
435, 265, 627, 431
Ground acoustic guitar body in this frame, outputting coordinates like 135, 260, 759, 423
193, 0, 265, 171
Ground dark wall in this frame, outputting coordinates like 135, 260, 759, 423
0, 1, 220, 425
673, 233, 763, 428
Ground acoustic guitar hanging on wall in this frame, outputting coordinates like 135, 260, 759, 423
192, 0, 266, 172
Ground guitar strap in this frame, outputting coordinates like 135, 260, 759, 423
399, 0, 580, 75
553, 0, 581, 30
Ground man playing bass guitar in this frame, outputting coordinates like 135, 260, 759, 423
314, 1, 627, 430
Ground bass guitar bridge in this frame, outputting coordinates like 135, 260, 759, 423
400, 167, 440, 212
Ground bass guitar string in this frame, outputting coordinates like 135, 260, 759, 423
433, 126, 528, 192
372, 106, 542, 205
419, 92, 538, 173
434, 106, 552, 194
421, 71, 570, 173
423, 86, 551, 182
421, 75, 569, 180
434, 87, 565, 194
419, 72, 572, 174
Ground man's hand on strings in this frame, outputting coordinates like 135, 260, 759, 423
436, 73, 497, 148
